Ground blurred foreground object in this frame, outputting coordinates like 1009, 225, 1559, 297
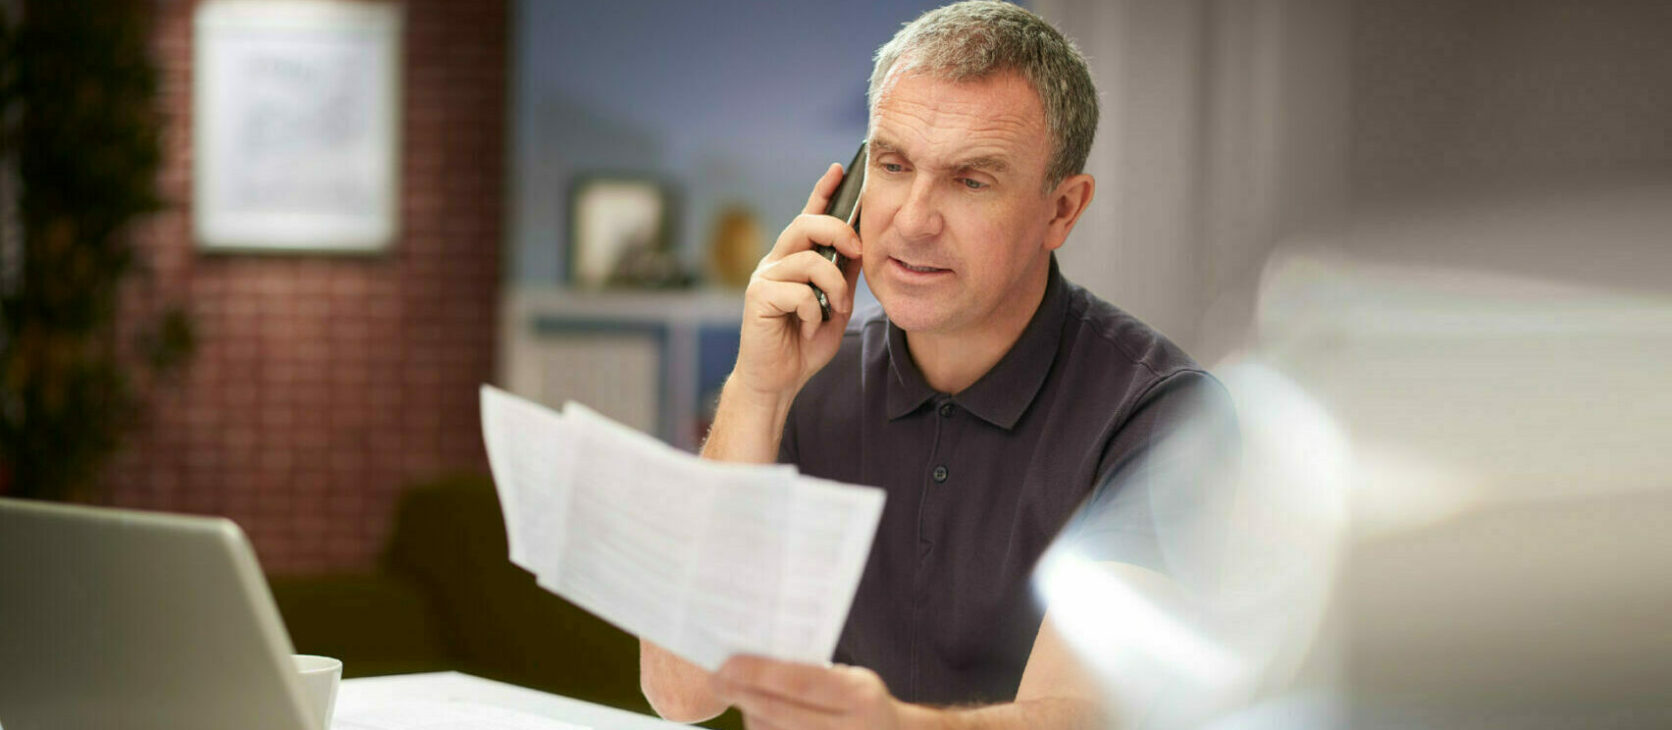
0, 0, 194, 501
1040, 243, 1671, 727
1038, 360, 1350, 729
1258, 250, 1672, 727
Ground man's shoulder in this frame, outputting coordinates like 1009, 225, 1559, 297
1059, 278, 1206, 390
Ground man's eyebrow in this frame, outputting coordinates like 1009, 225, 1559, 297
868, 138, 1009, 174
957, 155, 1009, 174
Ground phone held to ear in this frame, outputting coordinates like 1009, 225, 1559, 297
812, 141, 867, 321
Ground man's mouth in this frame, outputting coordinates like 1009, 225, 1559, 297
892, 257, 950, 274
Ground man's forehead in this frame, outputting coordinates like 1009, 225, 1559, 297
868, 71, 1049, 172
871, 69, 1045, 128
870, 136, 1012, 174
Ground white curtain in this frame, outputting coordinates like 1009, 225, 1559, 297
1029, 0, 1350, 362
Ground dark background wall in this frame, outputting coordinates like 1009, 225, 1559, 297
107, 0, 505, 574
1350, 0, 1672, 197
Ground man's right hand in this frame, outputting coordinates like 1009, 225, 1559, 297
731, 162, 865, 407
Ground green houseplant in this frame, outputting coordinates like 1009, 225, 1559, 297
0, 1, 193, 502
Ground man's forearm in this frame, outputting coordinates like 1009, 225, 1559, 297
699, 376, 797, 464
901, 696, 1103, 730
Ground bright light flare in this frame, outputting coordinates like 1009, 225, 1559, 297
1037, 549, 1244, 689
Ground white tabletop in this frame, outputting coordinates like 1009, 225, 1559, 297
333, 672, 685, 730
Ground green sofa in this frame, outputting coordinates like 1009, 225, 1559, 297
268, 474, 743, 728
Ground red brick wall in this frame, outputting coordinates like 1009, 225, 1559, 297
108, 0, 506, 574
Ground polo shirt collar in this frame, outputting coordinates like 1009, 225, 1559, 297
884, 255, 1068, 429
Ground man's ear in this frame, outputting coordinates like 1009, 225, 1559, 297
1043, 173, 1095, 252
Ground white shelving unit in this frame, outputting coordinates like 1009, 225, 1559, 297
497, 288, 744, 451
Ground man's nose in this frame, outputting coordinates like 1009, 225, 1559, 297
893, 178, 944, 241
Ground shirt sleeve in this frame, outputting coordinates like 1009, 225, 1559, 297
1057, 370, 1241, 587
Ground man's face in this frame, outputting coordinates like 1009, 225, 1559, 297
861, 70, 1061, 338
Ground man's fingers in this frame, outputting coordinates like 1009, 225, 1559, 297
741, 711, 796, 730
768, 213, 864, 263
757, 250, 850, 313
749, 279, 832, 340
801, 163, 846, 216
729, 687, 843, 730
716, 656, 855, 712
794, 281, 830, 340
751, 278, 818, 319
841, 243, 864, 294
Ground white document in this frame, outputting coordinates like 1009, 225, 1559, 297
478, 385, 885, 671
334, 700, 590, 730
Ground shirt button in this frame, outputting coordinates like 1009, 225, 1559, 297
932, 465, 949, 483
938, 402, 954, 417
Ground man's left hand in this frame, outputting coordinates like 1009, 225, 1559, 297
712, 655, 906, 730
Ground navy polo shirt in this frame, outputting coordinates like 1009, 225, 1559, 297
780, 256, 1236, 706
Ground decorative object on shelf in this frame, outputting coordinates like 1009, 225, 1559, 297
193, 1, 403, 254
704, 204, 765, 289
568, 175, 687, 289
607, 244, 692, 290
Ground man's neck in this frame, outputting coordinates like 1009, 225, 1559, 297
904, 259, 1052, 395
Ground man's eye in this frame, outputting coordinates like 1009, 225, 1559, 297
882, 163, 904, 173
958, 177, 988, 190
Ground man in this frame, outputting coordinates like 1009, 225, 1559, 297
642, 2, 1234, 727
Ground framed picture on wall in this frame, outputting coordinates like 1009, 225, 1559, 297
567, 175, 682, 289
193, 1, 403, 254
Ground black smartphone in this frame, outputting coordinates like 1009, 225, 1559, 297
812, 141, 867, 321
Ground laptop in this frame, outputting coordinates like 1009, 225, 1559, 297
0, 497, 318, 730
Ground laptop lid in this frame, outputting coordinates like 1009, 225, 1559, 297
0, 497, 315, 730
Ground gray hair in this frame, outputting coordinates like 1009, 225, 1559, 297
868, 1, 1099, 190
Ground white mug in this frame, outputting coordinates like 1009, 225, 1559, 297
292, 654, 343, 730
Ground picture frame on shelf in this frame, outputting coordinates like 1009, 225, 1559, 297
566, 175, 684, 289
